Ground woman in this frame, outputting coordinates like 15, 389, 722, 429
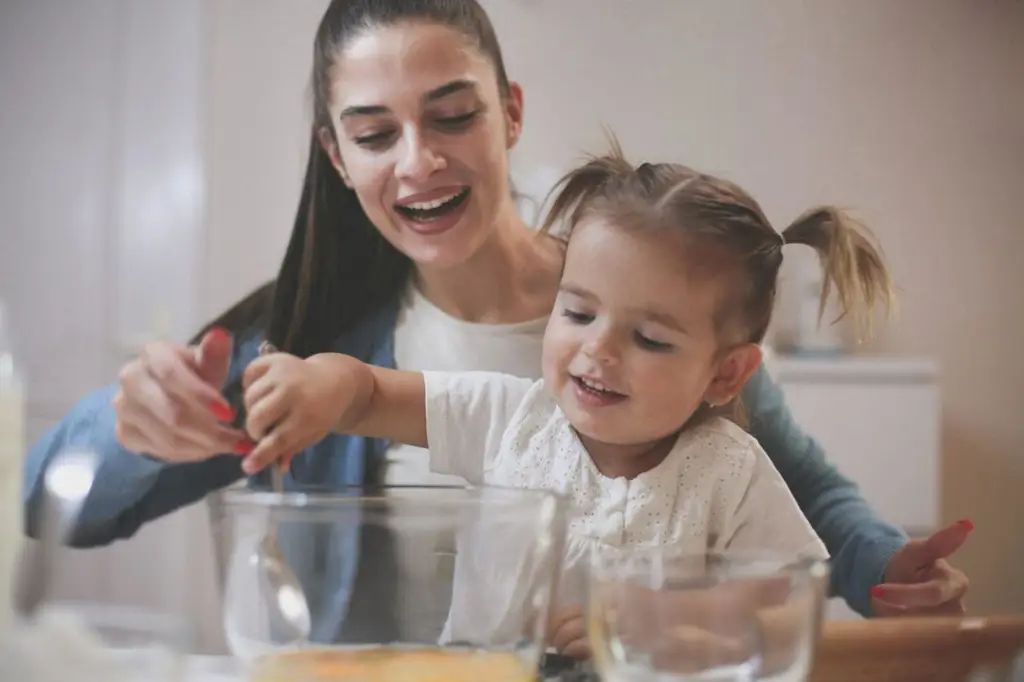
23, 0, 968, 641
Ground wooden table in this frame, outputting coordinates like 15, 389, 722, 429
809, 616, 1024, 682
185, 617, 1024, 682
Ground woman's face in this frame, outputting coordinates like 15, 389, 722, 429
323, 22, 524, 269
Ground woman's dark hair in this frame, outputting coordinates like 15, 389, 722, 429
192, 0, 512, 399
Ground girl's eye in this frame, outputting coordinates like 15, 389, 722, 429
562, 309, 593, 324
634, 333, 674, 352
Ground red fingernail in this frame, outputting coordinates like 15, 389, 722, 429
209, 400, 235, 422
207, 327, 230, 343
233, 439, 255, 455
957, 519, 975, 532
871, 585, 886, 599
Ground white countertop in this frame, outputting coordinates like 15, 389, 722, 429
767, 353, 939, 384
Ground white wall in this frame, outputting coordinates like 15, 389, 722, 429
0, 0, 222, 652
201, 0, 327, 323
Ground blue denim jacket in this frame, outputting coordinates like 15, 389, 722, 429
23, 296, 907, 629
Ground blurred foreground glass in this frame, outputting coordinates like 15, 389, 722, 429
218, 485, 568, 681
0, 601, 187, 682
589, 549, 829, 682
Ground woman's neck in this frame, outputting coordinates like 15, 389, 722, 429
414, 212, 564, 324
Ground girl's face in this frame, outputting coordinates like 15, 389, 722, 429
542, 217, 760, 474
323, 21, 524, 269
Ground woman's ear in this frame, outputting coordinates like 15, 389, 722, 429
318, 126, 351, 187
504, 81, 525, 149
704, 344, 763, 407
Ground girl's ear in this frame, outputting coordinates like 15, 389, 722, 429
704, 344, 763, 406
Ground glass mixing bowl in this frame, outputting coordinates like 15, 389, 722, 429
217, 485, 569, 681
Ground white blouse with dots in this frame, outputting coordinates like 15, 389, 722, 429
424, 370, 829, 644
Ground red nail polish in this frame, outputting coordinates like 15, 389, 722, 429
207, 327, 230, 343
209, 400, 235, 422
957, 519, 975, 532
233, 439, 255, 455
871, 585, 886, 599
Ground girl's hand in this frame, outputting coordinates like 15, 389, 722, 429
548, 605, 590, 659
240, 352, 357, 474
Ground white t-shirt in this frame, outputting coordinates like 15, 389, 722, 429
424, 371, 829, 644
386, 283, 547, 485
382, 283, 547, 641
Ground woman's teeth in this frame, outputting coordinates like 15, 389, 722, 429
404, 193, 460, 210
395, 188, 470, 221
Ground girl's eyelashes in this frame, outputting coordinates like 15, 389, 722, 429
634, 333, 675, 352
562, 309, 593, 324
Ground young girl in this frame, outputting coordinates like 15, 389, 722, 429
239, 140, 894, 650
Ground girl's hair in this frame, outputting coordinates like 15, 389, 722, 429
191, 0, 511, 405
540, 135, 896, 349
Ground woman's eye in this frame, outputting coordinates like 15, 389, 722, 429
634, 333, 674, 352
435, 111, 478, 131
562, 309, 593, 324
353, 131, 393, 148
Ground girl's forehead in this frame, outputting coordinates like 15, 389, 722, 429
561, 218, 729, 326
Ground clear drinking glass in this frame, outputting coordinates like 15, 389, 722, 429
217, 485, 569, 682
0, 601, 188, 682
588, 549, 829, 682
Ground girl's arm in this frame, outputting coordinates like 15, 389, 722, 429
240, 353, 536, 481
326, 355, 428, 448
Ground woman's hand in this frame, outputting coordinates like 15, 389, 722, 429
240, 352, 359, 474
872, 520, 973, 616
113, 328, 252, 461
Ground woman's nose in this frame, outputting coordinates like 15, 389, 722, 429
395, 129, 446, 182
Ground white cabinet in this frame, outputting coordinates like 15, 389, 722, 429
769, 354, 941, 619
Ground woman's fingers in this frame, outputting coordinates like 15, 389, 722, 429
115, 342, 247, 461
140, 341, 233, 414
193, 327, 233, 389
873, 560, 969, 616
114, 388, 247, 459
873, 576, 965, 609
